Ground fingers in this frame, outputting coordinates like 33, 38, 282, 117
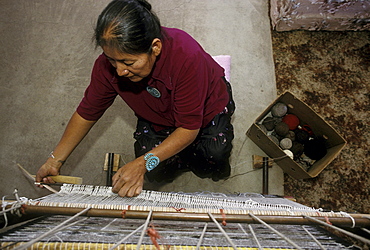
112, 172, 121, 187
36, 161, 60, 188
112, 174, 144, 197
112, 177, 133, 197
134, 185, 143, 196
111, 159, 146, 197
117, 183, 142, 198
44, 176, 56, 184
36, 172, 57, 183
35, 168, 46, 182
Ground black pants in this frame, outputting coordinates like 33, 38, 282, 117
133, 78, 235, 182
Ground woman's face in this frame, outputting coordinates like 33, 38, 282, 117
102, 39, 162, 82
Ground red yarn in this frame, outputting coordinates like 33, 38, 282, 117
121, 210, 126, 218
170, 207, 186, 212
147, 224, 161, 250
220, 209, 227, 226
325, 216, 332, 225
282, 114, 300, 130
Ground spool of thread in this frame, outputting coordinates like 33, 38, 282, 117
271, 102, 288, 117
282, 114, 300, 130
280, 138, 292, 150
275, 122, 289, 137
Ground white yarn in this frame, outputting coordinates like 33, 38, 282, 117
1, 192, 28, 228
28, 184, 337, 217
340, 211, 356, 228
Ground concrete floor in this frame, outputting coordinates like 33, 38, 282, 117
0, 0, 283, 199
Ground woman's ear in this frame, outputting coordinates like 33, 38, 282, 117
151, 38, 162, 56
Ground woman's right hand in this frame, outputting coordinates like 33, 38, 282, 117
35, 158, 62, 184
34, 112, 97, 186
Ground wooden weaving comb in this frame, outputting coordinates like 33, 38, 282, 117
17, 163, 82, 184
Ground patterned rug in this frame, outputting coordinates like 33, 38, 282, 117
271, 30, 370, 214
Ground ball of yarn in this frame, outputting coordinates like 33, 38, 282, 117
280, 138, 292, 150
275, 122, 289, 137
282, 114, 300, 130
271, 102, 288, 117
285, 131, 296, 141
259, 124, 268, 134
304, 137, 327, 161
283, 150, 294, 159
295, 129, 309, 144
262, 117, 277, 131
290, 141, 304, 159
268, 135, 280, 145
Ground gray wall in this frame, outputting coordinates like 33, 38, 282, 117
0, 0, 281, 199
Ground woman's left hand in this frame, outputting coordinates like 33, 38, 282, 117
111, 158, 147, 197
111, 127, 199, 197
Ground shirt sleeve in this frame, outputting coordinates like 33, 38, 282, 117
173, 52, 211, 130
76, 55, 118, 121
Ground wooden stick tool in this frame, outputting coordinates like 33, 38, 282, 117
17, 163, 82, 184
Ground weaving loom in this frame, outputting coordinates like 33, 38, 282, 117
1, 184, 369, 249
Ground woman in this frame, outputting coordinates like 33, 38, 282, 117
36, 0, 235, 197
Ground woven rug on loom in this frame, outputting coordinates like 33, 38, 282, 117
271, 30, 370, 214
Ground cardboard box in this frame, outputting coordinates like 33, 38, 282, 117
246, 91, 346, 179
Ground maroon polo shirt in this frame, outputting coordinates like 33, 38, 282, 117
77, 27, 228, 130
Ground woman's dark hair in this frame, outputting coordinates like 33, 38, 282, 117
95, 0, 162, 54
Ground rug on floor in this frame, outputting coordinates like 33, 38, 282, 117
272, 30, 370, 214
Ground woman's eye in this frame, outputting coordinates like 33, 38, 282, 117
122, 61, 134, 66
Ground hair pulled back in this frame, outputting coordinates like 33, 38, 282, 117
95, 0, 162, 54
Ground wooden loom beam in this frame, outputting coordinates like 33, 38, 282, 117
21, 205, 370, 228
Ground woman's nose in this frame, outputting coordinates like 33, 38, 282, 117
116, 62, 129, 76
